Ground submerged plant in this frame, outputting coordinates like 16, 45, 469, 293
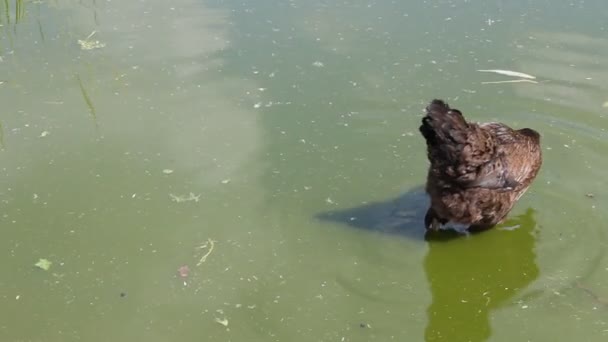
76, 74, 99, 131
0, 120, 4, 150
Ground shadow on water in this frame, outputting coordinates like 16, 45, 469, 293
316, 186, 430, 241
317, 188, 539, 341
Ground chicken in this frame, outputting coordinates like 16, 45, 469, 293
419, 99, 542, 232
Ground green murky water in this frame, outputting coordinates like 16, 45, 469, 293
2, 0, 608, 341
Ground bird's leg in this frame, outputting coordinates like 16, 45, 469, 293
424, 208, 440, 231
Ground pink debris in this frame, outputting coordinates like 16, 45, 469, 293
178, 265, 190, 278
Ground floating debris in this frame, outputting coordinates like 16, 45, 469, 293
497, 224, 521, 231
34, 258, 52, 271
220, 179, 230, 184
169, 193, 200, 203
312, 61, 325, 68
586, 193, 595, 198
162, 169, 174, 175
477, 69, 536, 79
215, 317, 229, 327
177, 265, 190, 278
481, 79, 538, 85
39, 131, 50, 138
196, 238, 216, 266
78, 31, 106, 50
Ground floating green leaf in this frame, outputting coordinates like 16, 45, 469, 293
34, 258, 52, 271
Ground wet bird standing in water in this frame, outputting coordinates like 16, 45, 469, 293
419, 99, 542, 233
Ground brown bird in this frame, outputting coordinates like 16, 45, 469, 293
419, 99, 542, 232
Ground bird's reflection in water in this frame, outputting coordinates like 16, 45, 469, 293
424, 208, 539, 342
317, 187, 539, 342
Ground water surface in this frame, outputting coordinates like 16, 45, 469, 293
2, 0, 608, 341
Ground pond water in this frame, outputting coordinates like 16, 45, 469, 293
1, 0, 608, 341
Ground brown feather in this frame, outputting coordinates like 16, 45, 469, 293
419, 99, 542, 231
